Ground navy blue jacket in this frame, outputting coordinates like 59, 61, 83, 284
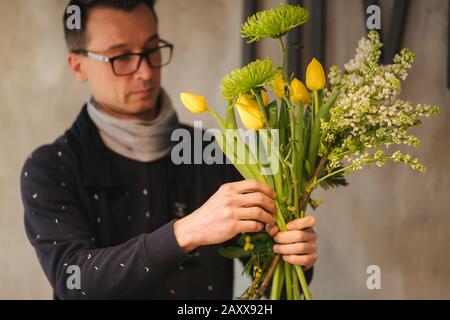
20, 105, 312, 299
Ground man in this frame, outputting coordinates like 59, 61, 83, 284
20, 0, 318, 299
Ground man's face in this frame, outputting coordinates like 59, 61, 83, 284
70, 4, 161, 120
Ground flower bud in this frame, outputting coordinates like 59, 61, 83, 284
180, 92, 208, 114
306, 58, 326, 91
272, 75, 286, 99
235, 94, 265, 130
290, 78, 311, 105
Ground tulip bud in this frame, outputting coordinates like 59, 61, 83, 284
235, 94, 265, 130
306, 58, 326, 91
272, 75, 286, 99
180, 92, 208, 114
290, 78, 311, 105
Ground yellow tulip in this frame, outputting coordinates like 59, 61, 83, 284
272, 75, 286, 99
235, 94, 265, 130
306, 58, 326, 91
290, 78, 311, 105
180, 92, 208, 114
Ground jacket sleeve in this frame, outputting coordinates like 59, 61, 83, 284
20, 145, 191, 299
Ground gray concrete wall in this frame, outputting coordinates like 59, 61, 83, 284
0, 0, 448, 299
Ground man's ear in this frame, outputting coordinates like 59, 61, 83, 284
67, 53, 88, 82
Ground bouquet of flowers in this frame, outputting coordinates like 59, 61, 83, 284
179, 4, 439, 300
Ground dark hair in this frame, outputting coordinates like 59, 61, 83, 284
63, 0, 157, 51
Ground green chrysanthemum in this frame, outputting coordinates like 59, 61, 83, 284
241, 4, 310, 43
221, 58, 279, 101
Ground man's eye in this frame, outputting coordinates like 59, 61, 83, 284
116, 55, 133, 62
145, 45, 161, 51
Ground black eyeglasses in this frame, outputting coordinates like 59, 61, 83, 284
72, 39, 174, 76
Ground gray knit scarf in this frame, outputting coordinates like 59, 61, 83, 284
87, 88, 179, 163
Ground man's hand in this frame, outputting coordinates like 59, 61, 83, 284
174, 180, 277, 253
267, 216, 318, 270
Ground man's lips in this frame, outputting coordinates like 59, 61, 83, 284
131, 88, 152, 96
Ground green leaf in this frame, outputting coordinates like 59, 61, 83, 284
215, 133, 255, 180
318, 89, 341, 122
289, 42, 303, 49
318, 89, 324, 106
318, 142, 328, 156
304, 159, 312, 177
225, 101, 238, 130
305, 90, 341, 176
242, 259, 253, 277
230, 130, 268, 183
257, 136, 276, 190
318, 165, 349, 190
252, 232, 272, 243
218, 247, 251, 259
306, 116, 321, 173
253, 242, 274, 255
258, 130, 284, 203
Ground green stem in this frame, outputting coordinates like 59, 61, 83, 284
314, 165, 349, 186
292, 268, 301, 300
314, 90, 319, 115
219, 133, 258, 180
277, 263, 285, 299
252, 89, 270, 129
258, 129, 286, 206
254, 155, 328, 301
284, 97, 299, 218
274, 202, 287, 232
220, 129, 267, 185
270, 262, 282, 300
207, 108, 226, 132
284, 260, 293, 300
306, 91, 323, 177
277, 37, 288, 78
314, 155, 394, 187
296, 103, 305, 203
294, 265, 311, 300
225, 100, 238, 129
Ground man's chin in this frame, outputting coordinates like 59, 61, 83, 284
124, 99, 158, 118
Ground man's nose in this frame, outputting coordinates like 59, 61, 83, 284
134, 57, 154, 80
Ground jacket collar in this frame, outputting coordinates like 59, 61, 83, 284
65, 104, 180, 190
